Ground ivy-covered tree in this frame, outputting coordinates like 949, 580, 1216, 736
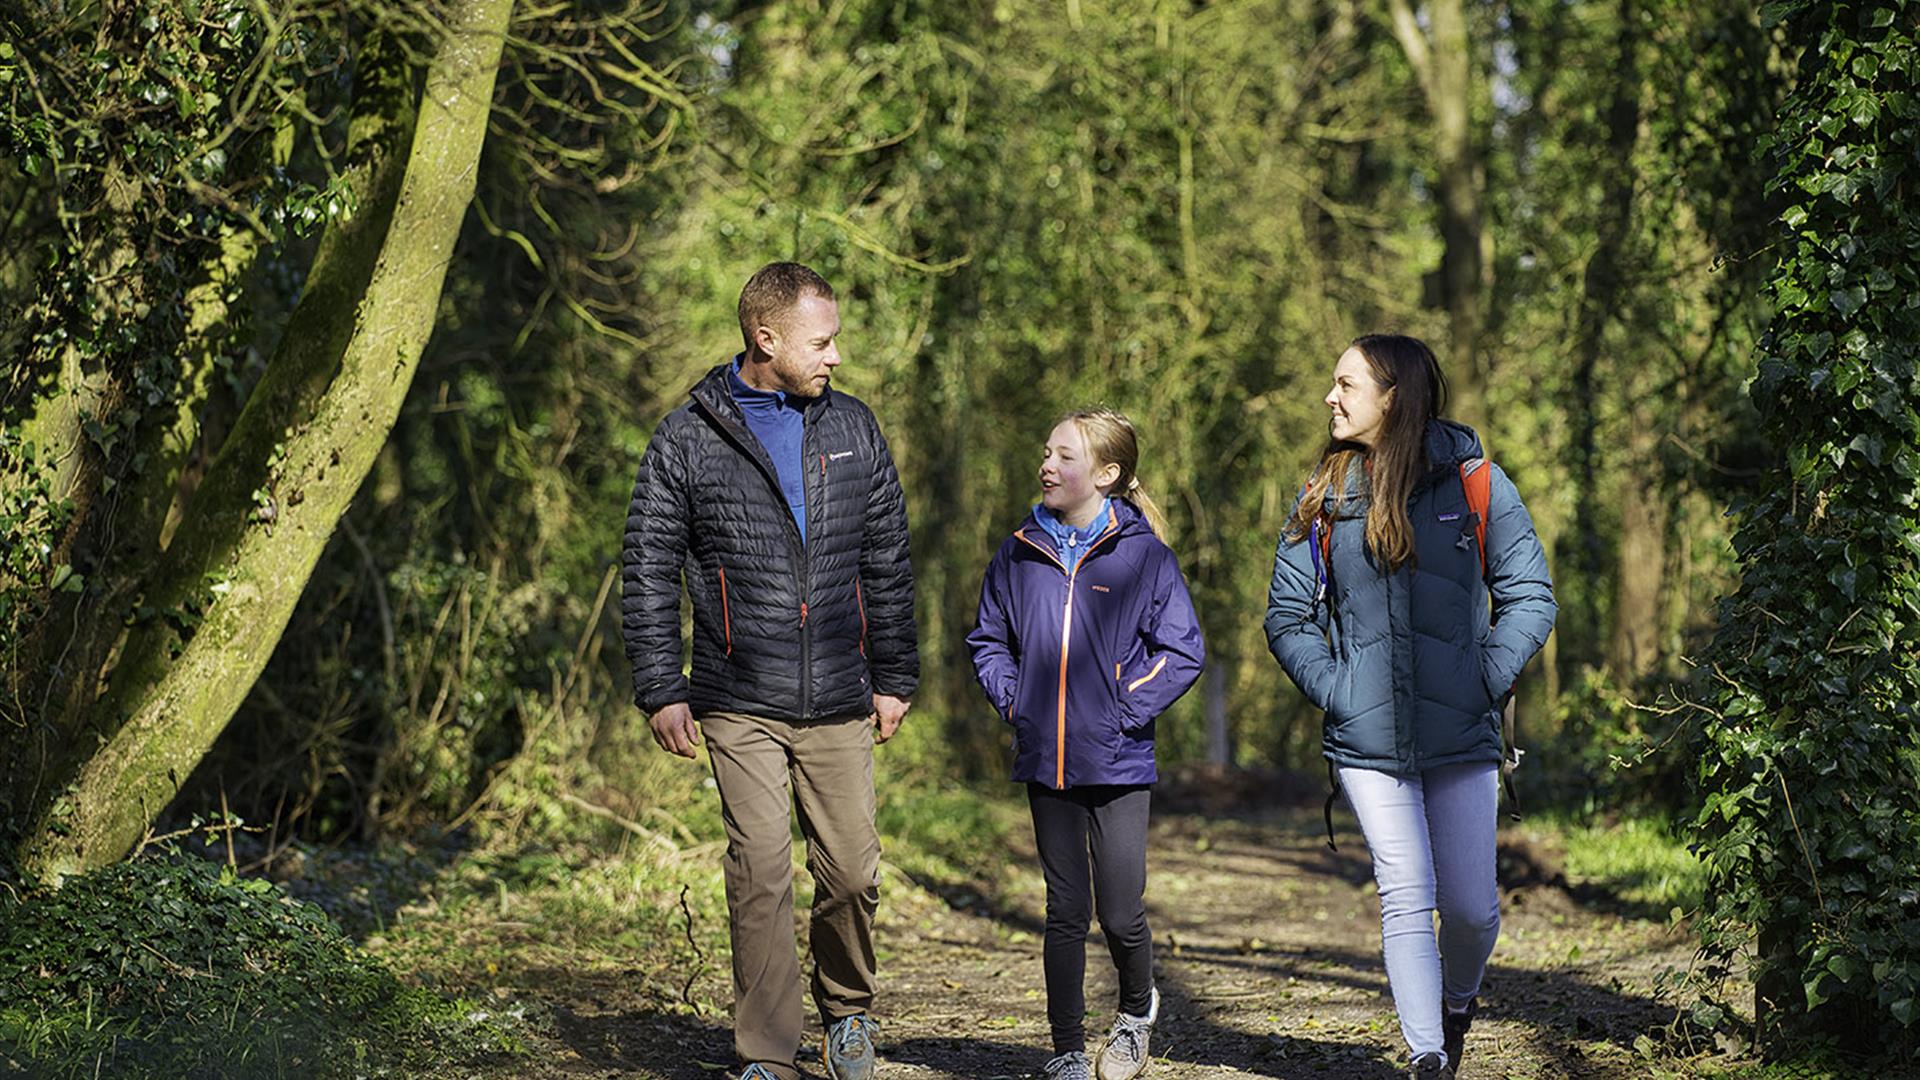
0, 0, 515, 884
1692, 0, 1920, 1055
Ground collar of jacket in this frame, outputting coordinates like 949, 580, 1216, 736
1033, 497, 1111, 551
689, 359, 835, 429
1014, 496, 1149, 560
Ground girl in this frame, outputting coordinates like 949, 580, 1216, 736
968, 409, 1206, 1080
1264, 335, 1556, 1080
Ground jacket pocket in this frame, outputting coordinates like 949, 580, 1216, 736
716, 563, 733, 657
854, 575, 869, 658
1474, 637, 1502, 712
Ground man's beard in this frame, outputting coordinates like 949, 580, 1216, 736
777, 360, 826, 399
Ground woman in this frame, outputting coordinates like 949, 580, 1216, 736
1264, 335, 1556, 1079
968, 409, 1206, 1080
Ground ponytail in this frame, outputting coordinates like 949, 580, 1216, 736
1124, 474, 1170, 541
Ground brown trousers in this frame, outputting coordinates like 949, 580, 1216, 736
701, 711, 880, 1080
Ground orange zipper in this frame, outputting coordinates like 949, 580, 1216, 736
1015, 516, 1123, 789
854, 578, 868, 657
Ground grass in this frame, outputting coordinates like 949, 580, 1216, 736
1544, 812, 1707, 917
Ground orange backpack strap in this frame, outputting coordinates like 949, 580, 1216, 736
1461, 456, 1523, 817
1460, 458, 1492, 580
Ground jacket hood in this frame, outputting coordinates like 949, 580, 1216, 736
1423, 418, 1484, 469
1328, 419, 1485, 511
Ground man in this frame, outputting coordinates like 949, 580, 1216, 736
622, 262, 917, 1080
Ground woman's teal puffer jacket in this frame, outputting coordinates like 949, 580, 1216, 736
1265, 420, 1557, 774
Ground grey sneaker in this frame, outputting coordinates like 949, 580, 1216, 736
1411, 1051, 1455, 1079
824, 1014, 879, 1080
737, 1066, 783, 1080
1043, 1051, 1093, 1080
1095, 986, 1160, 1080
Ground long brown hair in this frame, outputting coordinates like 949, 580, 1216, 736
1282, 335, 1449, 571
1063, 408, 1169, 541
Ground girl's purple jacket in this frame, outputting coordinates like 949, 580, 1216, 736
968, 498, 1206, 789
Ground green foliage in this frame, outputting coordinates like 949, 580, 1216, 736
0, 853, 520, 1078
0, 430, 74, 669
1690, 0, 1920, 1058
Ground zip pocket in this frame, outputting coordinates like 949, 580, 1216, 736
854, 576, 868, 657
717, 563, 733, 657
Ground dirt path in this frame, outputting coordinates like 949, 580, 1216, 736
519, 803, 1698, 1080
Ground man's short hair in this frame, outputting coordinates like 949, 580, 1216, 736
738, 262, 835, 350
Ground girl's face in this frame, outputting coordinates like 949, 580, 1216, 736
1039, 420, 1119, 519
1326, 347, 1394, 448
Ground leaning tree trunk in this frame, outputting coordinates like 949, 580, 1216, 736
14, 0, 515, 885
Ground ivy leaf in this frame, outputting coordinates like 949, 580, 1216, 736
1806, 974, 1831, 1010
1848, 91, 1880, 128
1831, 285, 1868, 316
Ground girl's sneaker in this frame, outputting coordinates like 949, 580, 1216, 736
1095, 987, 1160, 1080
1042, 1051, 1093, 1080
737, 1066, 784, 1080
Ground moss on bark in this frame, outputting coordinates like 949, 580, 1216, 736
15, 0, 516, 884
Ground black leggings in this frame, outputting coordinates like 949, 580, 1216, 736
1027, 783, 1155, 1053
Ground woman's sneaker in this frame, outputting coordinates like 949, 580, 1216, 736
1411, 1051, 1455, 1079
824, 1015, 879, 1080
1042, 1051, 1093, 1080
1095, 987, 1159, 1080
1442, 999, 1477, 1074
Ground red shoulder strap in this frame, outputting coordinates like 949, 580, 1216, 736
1460, 458, 1492, 579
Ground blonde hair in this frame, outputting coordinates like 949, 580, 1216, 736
1062, 408, 1169, 540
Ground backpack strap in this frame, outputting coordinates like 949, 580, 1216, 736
1459, 458, 1492, 580
1322, 760, 1341, 852
1308, 517, 1330, 605
1460, 456, 1524, 818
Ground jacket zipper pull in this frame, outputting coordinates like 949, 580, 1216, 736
800, 602, 809, 627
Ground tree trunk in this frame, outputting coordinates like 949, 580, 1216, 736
1565, 0, 1641, 674
1606, 420, 1667, 679
14, 0, 515, 884
1204, 660, 1231, 766
1386, 0, 1488, 417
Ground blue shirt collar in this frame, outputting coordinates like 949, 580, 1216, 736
1035, 498, 1111, 548
728, 354, 799, 410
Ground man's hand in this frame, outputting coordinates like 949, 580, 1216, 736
648, 702, 701, 758
871, 693, 911, 744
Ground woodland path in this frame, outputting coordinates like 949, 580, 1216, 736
509, 792, 1695, 1080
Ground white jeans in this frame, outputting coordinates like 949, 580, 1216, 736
1338, 762, 1500, 1064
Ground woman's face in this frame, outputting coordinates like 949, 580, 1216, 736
1039, 420, 1118, 518
1326, 347, 1393, 448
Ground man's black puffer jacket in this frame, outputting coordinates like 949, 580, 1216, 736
622, 362, 919, 721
